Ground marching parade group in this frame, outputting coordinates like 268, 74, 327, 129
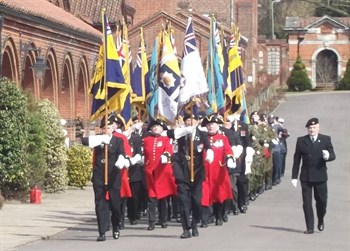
82, 111, 289, 241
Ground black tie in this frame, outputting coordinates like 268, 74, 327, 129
311, 137, 315, 143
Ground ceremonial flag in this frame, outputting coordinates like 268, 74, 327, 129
131, 27, 148, 105
89, 12, 126, 122
226, 24, 244, 114
179, 16, 208, 109
118, 19, 133, 128
158, 28, 181, 124
146, 32, 162, 120
206, 16, 225, 115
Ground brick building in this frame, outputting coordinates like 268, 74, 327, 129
0, 0, 260, 140
285, 15, 350, 89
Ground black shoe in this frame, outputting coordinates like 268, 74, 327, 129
180, 230, 191, 239
119, 223, 124, 230
249, 193, 256, 201
317, 221, 324, 231
161, 222, 168, 228
147, 222, 155, 231
96, 233, 106, 241
176, 217, 182, 223
215, 219, 223, 226
200, 222, 208, 228
239, 207, 246, 214
112, 231, 120, 239
222, 214, 228, 222
304, 229, 314, 234
233, 209, 240, 215
130, 220, 137, 225
192, 226, 199, 237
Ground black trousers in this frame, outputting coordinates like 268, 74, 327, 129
148, 197, 168, 224
236, 174, 248, 208
301, 181, 328, 230
177, 180, 202, 231
127, 181, 143, 221
93, 185, 121, 234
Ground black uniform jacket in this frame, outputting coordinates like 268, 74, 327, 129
90, 136, 125, 189
292, 134, 335, 182
168, 128, 209, 184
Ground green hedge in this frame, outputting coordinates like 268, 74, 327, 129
66, 144, 92, 188
287, 57, 312, 91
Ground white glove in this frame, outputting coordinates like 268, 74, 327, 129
174, 126, 193, 139
227, 158, 236, 168
115, 155, 126, 169
246, 146, 255, 158
160, 154, 168, 164
88, 134, 110, 148
205, 149, 214, 164
263, 143, 269, 147
322, 150, 329, 160
123, 158, 130, 168
130, 154, 142, 165
235, 145, 243, 159
132, 122, 143, 131
271, 139, 278, 145
245, 157, 252, 175
291, 179, 298, 188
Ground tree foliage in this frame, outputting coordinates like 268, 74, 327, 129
338, 59, 350, 90
66, 144, 92, 188
287, 57, 312, 91
38, 99, 68, 193
25, 92, 48, 189
0, 78, 28, 199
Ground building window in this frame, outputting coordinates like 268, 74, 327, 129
258, 50, 264, 71
267, 47, 280, 75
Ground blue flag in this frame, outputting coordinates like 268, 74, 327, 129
89, 12, 125, 122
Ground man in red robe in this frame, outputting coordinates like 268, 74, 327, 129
142, 118, 177, 230
201, 114, 235, 226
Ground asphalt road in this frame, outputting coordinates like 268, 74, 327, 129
12, 91, 350, 251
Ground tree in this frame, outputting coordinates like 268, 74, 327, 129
38, 99, 68, 193
338, 58, 350, 90
287, 57, 312, 91
25, 92, 48, 189
0, 78, 28, 199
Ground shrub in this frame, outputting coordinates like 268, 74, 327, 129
25, 92, 48, 189
66, 144, 92, 188
38, 99, 68, 192
337, 59, 350, 90
287, 57, 312, 91
0, 78, 28, 199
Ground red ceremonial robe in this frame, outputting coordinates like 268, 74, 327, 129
143, 134, 177, 199
201, 132, 233, 206
113, 131, 132, 198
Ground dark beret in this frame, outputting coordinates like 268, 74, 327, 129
305, 117, 319, 127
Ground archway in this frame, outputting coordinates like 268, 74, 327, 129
315, 49, 338, 86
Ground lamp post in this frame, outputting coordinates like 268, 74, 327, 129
30, 54, 49, 82
271, 0, 281, 40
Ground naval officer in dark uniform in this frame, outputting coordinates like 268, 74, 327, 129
291, 118, 335, 234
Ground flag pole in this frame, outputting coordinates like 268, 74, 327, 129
210, 15, 217, 113
102, 8, 110, 200
189, 100, 195, 182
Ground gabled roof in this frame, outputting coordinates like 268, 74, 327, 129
0, 0, 101, 39
285, 15, 350, 31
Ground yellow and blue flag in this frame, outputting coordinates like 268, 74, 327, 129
89, 12, 126, 122
158, 28, 181, 124
131, 27, 148, 105
117, 20, 133, 128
